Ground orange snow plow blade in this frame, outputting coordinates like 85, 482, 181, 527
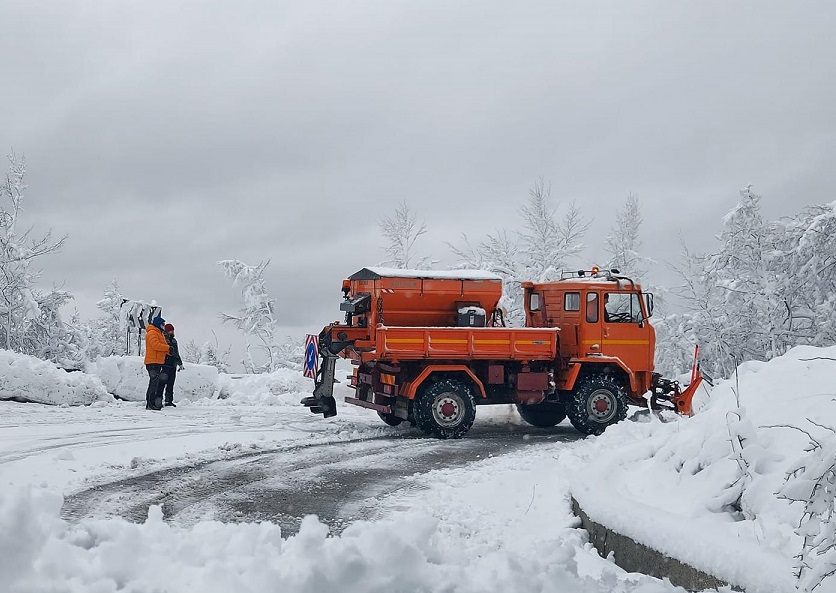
669, 345, 707, 416
669, 374, 703, 417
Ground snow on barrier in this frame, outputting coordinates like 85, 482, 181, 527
0, 349, 112, 406
92, 356, 219, 402
571, 497, 729, 591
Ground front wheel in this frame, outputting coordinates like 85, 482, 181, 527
413, 378, 476, 439
516, 401, 567, 427
567, 375, 628, 436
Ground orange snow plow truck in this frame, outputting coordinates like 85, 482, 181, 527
301, 267, 703, 439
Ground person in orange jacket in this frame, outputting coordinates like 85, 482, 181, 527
144, 316, 171, 410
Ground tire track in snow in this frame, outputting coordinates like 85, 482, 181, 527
62, 424, 581, 536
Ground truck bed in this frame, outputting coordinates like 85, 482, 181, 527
368, 326, 559, 360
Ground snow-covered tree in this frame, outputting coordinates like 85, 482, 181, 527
273, 335, 304, 370
0, 151, 72, 363
183, 338, 231, 373
450, 229, 525, 325
658, 187, 836, 378
218, 259, 280, 372
21, 288, 86, 368
84, 279, 128, 359
784, 202, 836, 348
378, 201, 430, 269
519, 178, 589, 282
449, 178, 590, 325
605, 193, 648, 277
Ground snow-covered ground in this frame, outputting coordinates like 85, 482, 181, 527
1, 348, 834, 592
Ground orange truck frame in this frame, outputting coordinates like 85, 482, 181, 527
302, 267, 703, 439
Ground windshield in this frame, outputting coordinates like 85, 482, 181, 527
604, 292, 644, 323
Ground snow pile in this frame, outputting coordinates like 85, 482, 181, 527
0, 349, 112, 405
0, 348, 324, 408
217, 369, 310, 405
0, 485, 667, 593
92, 356, 219, 402
217, 364, 338, 406
571, 344, 836, 593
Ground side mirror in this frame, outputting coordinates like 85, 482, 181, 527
644, 293, 654, 317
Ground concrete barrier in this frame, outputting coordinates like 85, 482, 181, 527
572, 498, 738, 592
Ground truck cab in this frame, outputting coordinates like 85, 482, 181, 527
522, 268, 656, 396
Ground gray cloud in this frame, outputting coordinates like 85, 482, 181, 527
2, 1, 834, 367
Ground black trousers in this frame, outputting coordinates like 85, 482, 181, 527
145, 364, 167, 407
162, 365, 177, 403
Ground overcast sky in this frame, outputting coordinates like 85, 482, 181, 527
2, 1, 834, 368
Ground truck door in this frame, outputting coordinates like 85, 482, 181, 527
602, 292, 652, 372
580, 291, 603, 355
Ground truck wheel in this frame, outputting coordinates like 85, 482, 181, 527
567, 375, 628, 436
414, 378, 476, 439
377, 412, 403, 426
516, 401, 567, 428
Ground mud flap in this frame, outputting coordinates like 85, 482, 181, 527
301, 354, 338, 418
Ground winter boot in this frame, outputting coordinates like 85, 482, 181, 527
164, 401, 176, 407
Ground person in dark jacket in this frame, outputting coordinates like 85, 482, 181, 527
162, 323, 184, 407
144, 316, 170, 410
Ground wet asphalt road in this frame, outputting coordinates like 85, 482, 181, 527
61, 422, 583, 536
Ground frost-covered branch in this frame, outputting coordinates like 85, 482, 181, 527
378, 201, 430, 269
778, 420, 836, 592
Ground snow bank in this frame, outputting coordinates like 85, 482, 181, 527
0, 484, 659, 593
571, 344, 836, 593
1, 350, 326, 408
92, 356, 219, 402
217, 368, 312, 405
0, 349, 112, 406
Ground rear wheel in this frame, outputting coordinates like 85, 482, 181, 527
567, 375, 628, 436
413, 378, 476, 439
516, 401, 567, 427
